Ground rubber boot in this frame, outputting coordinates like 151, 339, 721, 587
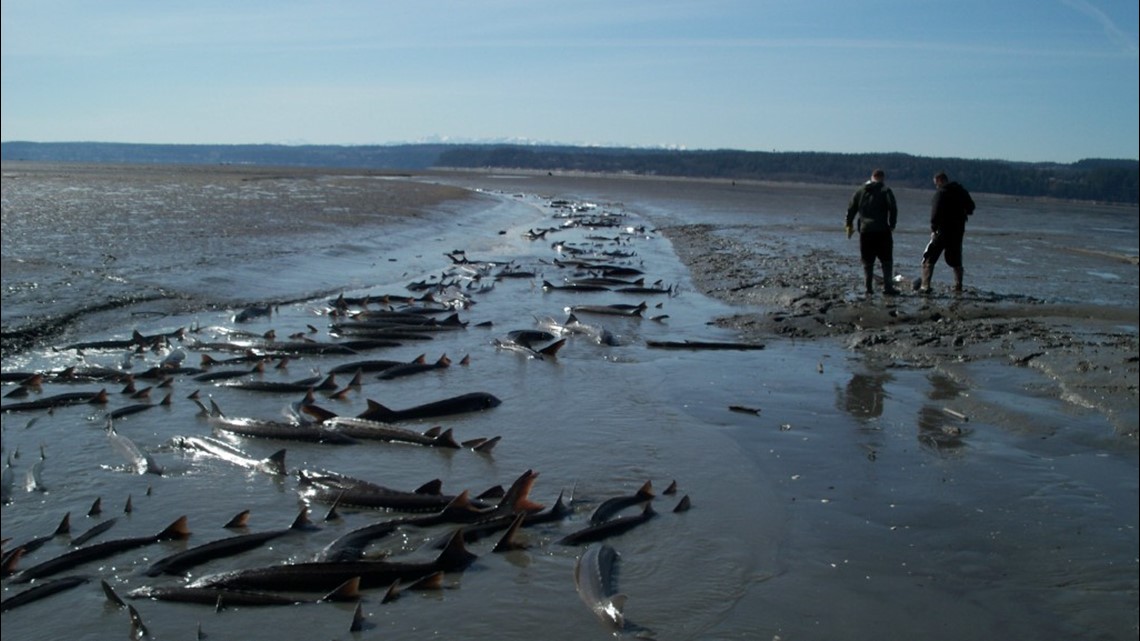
953, 267, 963, 293
920, 263, 934, 294
863, 265, 874, 295
882, 262, 899, 295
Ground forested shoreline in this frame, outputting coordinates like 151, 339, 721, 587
3, 141, 1136, 204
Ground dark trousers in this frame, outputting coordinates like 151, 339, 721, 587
859, 231, 893, 268
922, 230, 964, 268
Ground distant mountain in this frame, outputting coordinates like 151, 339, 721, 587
3, 141, 1136, 204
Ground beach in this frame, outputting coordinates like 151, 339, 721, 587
2, 163, 1137, 640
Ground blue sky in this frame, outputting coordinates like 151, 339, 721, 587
2, 1, 1137, 163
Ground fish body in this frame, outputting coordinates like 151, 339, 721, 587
190, 529, 476, 591
357, 392, 501, 423
144, 510, 312, 576
171, 435, 287, 474
10, 516, 190, 583
574, 544, 626, 630
2, 389, 108, 412
558, 503, 657, 546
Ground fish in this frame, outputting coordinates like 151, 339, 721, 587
589, 480, 654, 525
377, 353, 451, 380
493, 336, 567, 360
171, 434, 287, 475
0, 575, 90, 612
126, 576, 360, 607
569, 302, 648, 317
1, 389, 109, 412
645, 339, 766, 350
318, 469, 542, 562
557, 503, 657, 546
574, 544, 626, 630
233, 303, 273, 323
24, 445, 47, 492
542, 280, 611, 292
10, 516, 191, 583
197, 400, 357, 445
189, 528, 477, 592
356, 391, 502, 423
299, 404, 465, 448
224, 373, 339, 393
296, 468, 481, 513
106, 420, 163, 475
1, 513, 71, 576
70, 518, 119, 547
143, 509, 315, 577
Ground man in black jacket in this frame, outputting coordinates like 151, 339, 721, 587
846, 168, 899, 295
920, 171, 976, 292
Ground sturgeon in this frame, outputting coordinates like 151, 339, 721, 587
197, 400, 356, 445
188, 528, 477, 592
127, 576, 360, 606
144, 509, 315, 577
318, 469, 542, 562
356, 392, 502, 423
1, 389, 109, 412
10, 516, 191, 583
300, 404, 463, 448
558, 503, 657, 546
171, 434, 287, 475
574, 544, 626, 630
0, 575, 90, 612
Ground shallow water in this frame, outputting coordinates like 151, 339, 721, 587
1, 165, 1136, 640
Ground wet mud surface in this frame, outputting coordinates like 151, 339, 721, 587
661, 221, 1140, 437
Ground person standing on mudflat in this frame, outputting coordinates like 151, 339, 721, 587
846, 168, 899, 296
919, 171, 976, 293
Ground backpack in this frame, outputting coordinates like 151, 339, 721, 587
859, 183, 890, 220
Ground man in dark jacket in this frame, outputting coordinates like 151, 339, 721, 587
846, 168, 899, 295
919, 171, 976, 292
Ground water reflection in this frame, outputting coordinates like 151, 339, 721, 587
917, 373, 972, 452
840, 371, 891, 420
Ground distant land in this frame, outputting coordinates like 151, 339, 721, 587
2, 141, 1136, 205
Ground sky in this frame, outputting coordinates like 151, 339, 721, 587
2, 1, 1137, 164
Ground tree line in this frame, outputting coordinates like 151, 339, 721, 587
3, 141, 1136, 204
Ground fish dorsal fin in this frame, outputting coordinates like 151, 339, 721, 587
291, 508, 314, 530
159, 515, 191, 540
412, 353, 427, 364
416, 479, 444, 495
263, 449, 288, 476
323, 576, 361, 602
224, 510, 250, 529
101, 579, 126, 608
349, 603, 367, 632
636, 480, 655, 499
54, 512, 72, 536
381, 578, 401, 604
673, 494, 692, 513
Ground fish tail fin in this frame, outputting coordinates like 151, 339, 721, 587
539, 338, 567, 357
492, 512, 528, 553
472, 435, 501, 454
291, 507, 314, 530
101, 579, 126, 608
301, 404, 336, 422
